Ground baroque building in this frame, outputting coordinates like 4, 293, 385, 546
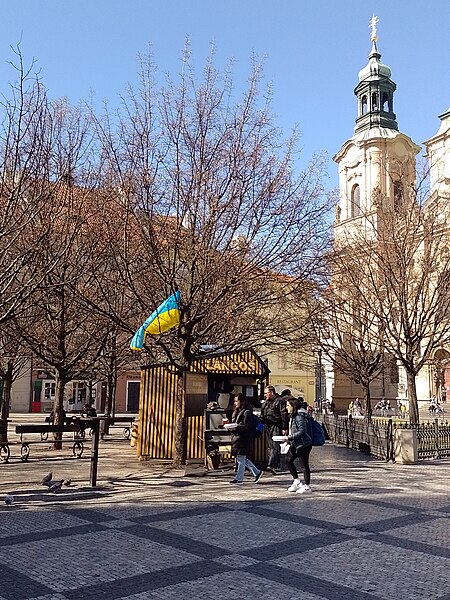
330, 17, 450, 412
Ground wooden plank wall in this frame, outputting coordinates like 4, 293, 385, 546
253, 431, 268, 463
186, 415, 204, 460
138, 365, 178, 460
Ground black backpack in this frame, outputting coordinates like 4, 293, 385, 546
308, 418, 325, 446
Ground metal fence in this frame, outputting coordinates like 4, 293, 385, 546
414, 421, 450, 459
320, 414, 450, 461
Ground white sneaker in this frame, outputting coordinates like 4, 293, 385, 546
287, 481, 301, 492
296, 484, 311, 494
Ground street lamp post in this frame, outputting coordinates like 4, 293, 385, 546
316, 349, 323, 413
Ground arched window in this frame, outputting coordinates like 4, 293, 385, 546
393, 181, 403, 211
371, 92, 378, 111
382, 92, 389, 112
351, 184, 361, 218
361, 95, 368, 115
389, 357, 399, 384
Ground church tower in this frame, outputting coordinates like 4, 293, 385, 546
333, 16, 420, 241
424, 108, 450, 202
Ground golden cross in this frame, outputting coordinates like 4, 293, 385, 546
369, 14, 379, 42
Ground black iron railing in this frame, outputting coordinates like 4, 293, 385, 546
320, 414, 450, 461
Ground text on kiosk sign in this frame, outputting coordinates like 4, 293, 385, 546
201, 356, 258, 374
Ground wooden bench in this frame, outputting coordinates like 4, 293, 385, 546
15, 423, 84, 462
104, 416, 135, 439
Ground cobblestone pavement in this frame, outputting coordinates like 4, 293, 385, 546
0, 434, 449, 600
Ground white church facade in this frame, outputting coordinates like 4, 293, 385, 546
330, 18, 450, 412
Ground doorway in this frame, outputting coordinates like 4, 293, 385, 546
127, 381, 140, 412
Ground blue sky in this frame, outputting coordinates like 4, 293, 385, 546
1, 1, 449, 189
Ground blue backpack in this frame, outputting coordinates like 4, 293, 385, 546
309, 418, 325, 446
252, 414, 264, 438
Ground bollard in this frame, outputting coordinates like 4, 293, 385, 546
89, 418, 101, 487
393, 428, 418, 464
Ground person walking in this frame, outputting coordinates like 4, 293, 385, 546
229, 394, 263, 485
261, 385, 288, 474
285, 398, 313, 494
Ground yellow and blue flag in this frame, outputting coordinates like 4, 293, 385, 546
130, 291, 180, 350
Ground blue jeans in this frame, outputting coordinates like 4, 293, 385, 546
235, 454, 260, 482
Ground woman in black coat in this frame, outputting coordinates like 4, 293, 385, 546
286, 398, 313, 494
229, 394, 263, 485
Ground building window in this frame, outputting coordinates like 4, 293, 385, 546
361, 95, 368, 115
44, 381, 55, 400
393, 181, 403, 211
371, 92, 378, 111
351, 184, 361, 218
382, 92, 389, 112
389, 358, 399, 384
278, 353, 288, 370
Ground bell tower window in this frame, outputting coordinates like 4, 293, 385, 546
351, 184, 361, 218
382, 92, 389, 112
371, 92, 378, 111
361, 95, 368, 115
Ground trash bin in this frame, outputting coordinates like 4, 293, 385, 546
100, 415, 110, 439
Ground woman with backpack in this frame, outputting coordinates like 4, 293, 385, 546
285, 398, 313, 494
229, 393, 264, 485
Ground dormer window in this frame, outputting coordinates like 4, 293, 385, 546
351, 184, 361, 218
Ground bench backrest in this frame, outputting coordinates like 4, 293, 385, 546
15, 423, 81, 434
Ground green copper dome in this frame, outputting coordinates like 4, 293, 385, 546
358, 41, 392, 82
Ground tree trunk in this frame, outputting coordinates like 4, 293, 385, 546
0, 378, 11, 443
102, 372, 116, 437
406, 370, 419, 424
362, 383, 372, 420
103, 350, 118, 437
53, 377, 66, 449
172, 372, 186, 468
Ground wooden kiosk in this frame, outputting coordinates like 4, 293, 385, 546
136, 348, 270, 464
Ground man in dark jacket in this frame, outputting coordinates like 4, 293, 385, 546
261, 385, 289, 473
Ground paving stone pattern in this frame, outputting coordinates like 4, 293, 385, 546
0, 437, 449, 600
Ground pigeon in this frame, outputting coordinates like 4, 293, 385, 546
40, 472, 53, 485
63, 479, 72, 487
4, 495, 13, 506
48, 480, 64, 493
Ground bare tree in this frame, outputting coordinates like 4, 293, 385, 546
0, 51, 57, 325
311, 258, 385, 419
12, 98, 108, 445
0, 327, 30, 441
95, 48, 331, 466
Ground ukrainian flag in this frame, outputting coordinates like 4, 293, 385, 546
130, 291, 180, 350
